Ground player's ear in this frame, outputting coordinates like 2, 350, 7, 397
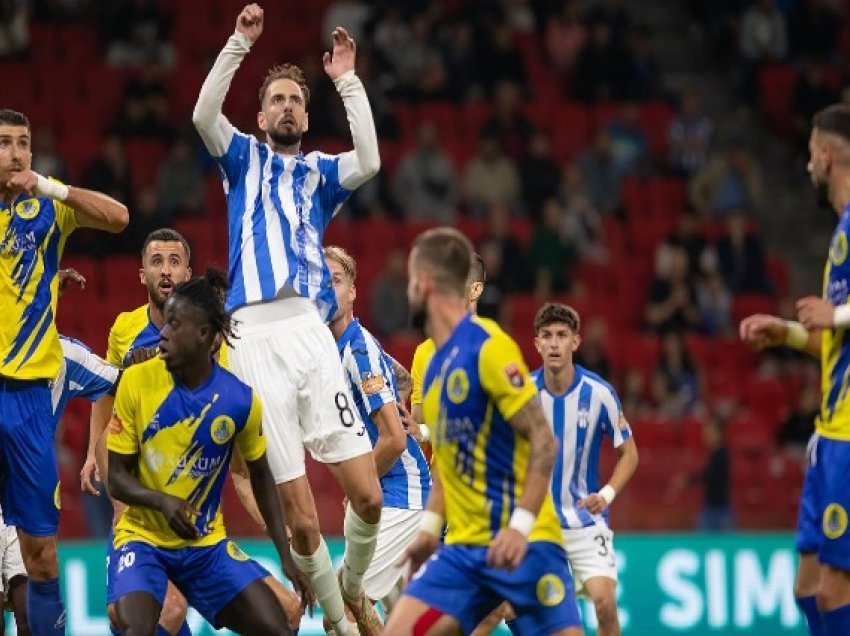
534, 336, 543, 355
302, 111, 309, 133
350, 283, 356, 303
571, 334, 581, 352
257, 110, 267, 132
138, 268, 145, 285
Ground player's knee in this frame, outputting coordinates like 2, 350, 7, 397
289, 510, 319, 546
348, 486, 383, 524
593, 593, 618, 626
248, 613, 294, 636
160, 589, 189, 631
107, 604, 119, 631
117, 611, 159, 636
20, 537, 58, 580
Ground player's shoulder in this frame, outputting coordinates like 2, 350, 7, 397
470, 315, 518, 351
577, 366, 620, 403
414, 338, 436, 360
215, 364, 255, 404
59, 334, 93, 359
110, 304, 149, 334
120, 355, 166, 387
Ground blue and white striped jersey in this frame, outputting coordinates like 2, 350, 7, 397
532, 365, 631, 529
52, 335, 119, 428
337, 319, 430, 509
215, 132, 352, 319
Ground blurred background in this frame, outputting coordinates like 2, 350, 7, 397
4, 0, 848, 633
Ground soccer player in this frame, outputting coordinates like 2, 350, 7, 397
740, 103, 850, 636
386, 228, 583, 636
193, 5, 383, 634
0, 107, 128, 635
325, 246, 431, 614
532, 303, 639, 636
107, 268, 310, 636
409, 253, 486, 436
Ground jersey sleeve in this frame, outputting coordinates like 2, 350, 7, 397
316, 153, 352, 226
235, 391, 267, 463
215, 131, 252, 192
106, 319, 124, 367
107, 368, 140, 455
64, 340, 119, 401
601, 385, 631, 448
50, 181, 79, 235
479, 333, 537, 421
410, 342, 429, 407
347, 343, 396, 416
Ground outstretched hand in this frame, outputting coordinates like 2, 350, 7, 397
235, 3, 263, 43
58, 268, 86, 297
323, 26, 356, 81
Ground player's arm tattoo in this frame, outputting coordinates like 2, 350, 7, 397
508, 396, 556, 478
390, 356, 413, 403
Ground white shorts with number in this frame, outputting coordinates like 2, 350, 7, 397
0, 524, 26, 605
229, 300, 372, 483
562, 524, 618, 595
362, 507, 422, 601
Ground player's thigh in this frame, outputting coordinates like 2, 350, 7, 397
263, 574, 303, 629
1, 384, 59, 538
563, 526, 617, 596
175, 539, 270, 628
16, 531, 58, 579
112, 542, 169, 618
115, 592, 162, 633
215, 578, 291, 636
276, 476, 320, 538
385, 595, 464, 635
362, 508, 422, 601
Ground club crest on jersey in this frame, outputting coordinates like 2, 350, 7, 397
577, 408, 590, 428
53, 481, 61, 510
226, 540, 250, 562
832, 232, 849, 266
536, 573, 565, 607
361, 373, 386, 395
824, 503, 848, 539
504, 363, 525, 389
211, 415, 236, 445
447, 368, 470, 404
14, 198, 40, 220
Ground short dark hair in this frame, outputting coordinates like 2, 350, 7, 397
0, 109, 30, 130
813, 104, 850, 142
259, 63, 310, 106
470, 253, 486, 285
141, 228, 191, 262
534, 303, 580, 335
412, 227, 473, 297
172, 267, 233, 346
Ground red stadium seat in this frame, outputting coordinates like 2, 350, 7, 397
731, 293, 777, 326
418, 102, 461, 144
638, 102, 674, 158
759, 65, 797, 133
766, 253, 790, 297
550, 103, 592, 163
124, 139, 168, 192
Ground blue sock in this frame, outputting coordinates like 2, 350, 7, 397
796, 595, 823, 636
109, 626, 121, 636
175, 621, 192, 636
27, 578, 66, 635
155, 626, 169, 636
506, 619, 520, 635
822, 603, 850, 636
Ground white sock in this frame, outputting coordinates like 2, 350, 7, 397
342, 505, 380, 599
380, 575, 404, 614
291, 538, 351, 634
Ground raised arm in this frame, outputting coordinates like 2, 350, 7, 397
192, 4, 262, 156
324, 27, 380, 190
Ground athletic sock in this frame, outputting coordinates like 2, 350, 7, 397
291, 538, 351, 634
822, 603, 850, 636
174, 621, 192, 636
341, 506, 379, 600
27, 578, 66, 635
796, 595, 823, 636
155, 626, 170, 636
379, 575, 404, 614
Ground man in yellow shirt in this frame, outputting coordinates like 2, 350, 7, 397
386, 228, 582, 635
107, 268, 312, 634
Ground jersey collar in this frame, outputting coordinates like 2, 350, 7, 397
336, 318, 361, 354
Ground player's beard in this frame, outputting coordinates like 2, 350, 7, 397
268, 125, 302, 148
147, 282, 166, 311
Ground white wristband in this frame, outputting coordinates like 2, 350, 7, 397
420, 510, 443, 537
419, 423, 431, 443
835, 305, 850, 329
508, 507, 535, 538
35, 174, 69, 201
599, 485, 617, 506
784, 321, 809, 350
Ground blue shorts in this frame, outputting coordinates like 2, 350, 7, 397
0, 379, 59, 536
795, 435, 850, 570
405, 541, 581, 635
112, 539, 269, 627
106, 530, 118, 604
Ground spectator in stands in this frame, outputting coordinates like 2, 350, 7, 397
788, 0, 841, 62
102, 0, 174, 67
370, 248, 410, 338
792, 57, 840, 152
574, 19, 632, 103
739, 0, 788, 64
0, 0, 28, 58
695, 418, 732, 531
155, 136, 203, 220
520, 130, 560, 220
462, 132, 521, 215
696, 270, 733, 336
81, 135, 133, 210
372, 5, 409, 68
621, 367, 654, 418
110, 62, 173, 140
558, 161, 607, 262
392, 121, 458, 222
715, 212, 773, 294
651, 330, 702, 419
322, 0, 371, 43
645, 245, 700, 333
662, 210, 708, 277
120, 186, 167, 255
528, 198, 579, 293
585, 0, 631, 48
544, 0, 587, 74
573, 317, 612, 378
476, 240, 507, 322
608, 102, 650, 176
668, 88, 714, 177
579, 128, 622, 216
688, 139, 764, 217
776, 383, 818, 456
627, 25, 663, 101
479, 22, 527, 94
31, 127, 67, 182
481, 81, 535, 161
392, 13, 446, 100
479, 202, 527, 293
441, 20, 484, 101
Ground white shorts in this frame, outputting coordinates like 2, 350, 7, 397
362, 507, 422, 601
229, 299, 372, 483
562, 524, 618, 594
0, 524, 26, 601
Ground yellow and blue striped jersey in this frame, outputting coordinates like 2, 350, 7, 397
819, 207, 850, 440
422, 314, 562, 546
107, 357, 265, 549
106, 304, 160, 368
0, 193, 77, 380
410, 338, 436, 407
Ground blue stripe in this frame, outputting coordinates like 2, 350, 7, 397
827, 330, 850, 415
291, 159, 311, 298
268, 158, 298, 299
222, 135, 250, 311
570, 382, 594, 526
551, 394, 568, 527
251, 144, 276, 300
